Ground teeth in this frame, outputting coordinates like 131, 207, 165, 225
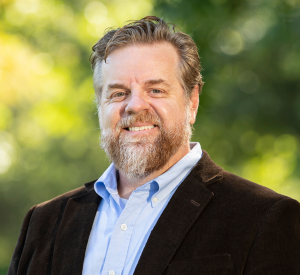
128, 125, 155, 131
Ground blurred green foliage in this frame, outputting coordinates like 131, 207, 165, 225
0, 0, 299, 271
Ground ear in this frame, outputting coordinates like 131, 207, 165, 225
189, 85, 199, 125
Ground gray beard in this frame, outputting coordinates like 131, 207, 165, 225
100, 110, 191, 180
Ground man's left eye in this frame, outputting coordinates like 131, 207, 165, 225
151, 89, 162, 94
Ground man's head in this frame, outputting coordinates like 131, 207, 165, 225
90, 16, 203, 180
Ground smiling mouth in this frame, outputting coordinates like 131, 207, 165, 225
124, 125, 158, 132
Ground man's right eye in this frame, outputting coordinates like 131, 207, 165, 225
114, 92, 126, 97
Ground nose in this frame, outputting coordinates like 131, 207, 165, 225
125, 91, 150, 114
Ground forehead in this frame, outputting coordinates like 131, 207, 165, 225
101, 42, 180, 86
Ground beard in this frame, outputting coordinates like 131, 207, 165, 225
100, 109, 191, 180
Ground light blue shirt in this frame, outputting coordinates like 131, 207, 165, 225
82, 142, 202, 275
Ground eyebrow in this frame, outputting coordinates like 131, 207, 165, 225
106, 78, 171, 92
107, 83, 129, 90
143, 78, 171, 87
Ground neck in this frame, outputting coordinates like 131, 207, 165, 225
117, 141, 190, 199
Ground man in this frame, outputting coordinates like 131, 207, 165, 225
8, 16, 300, 275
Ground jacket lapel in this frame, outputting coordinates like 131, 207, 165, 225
134, 150, 223, 275
51, 181, 101, 275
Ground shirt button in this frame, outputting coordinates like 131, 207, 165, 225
152, 197, 158, 203
109, 271, 115, 275
120, 223, 127, 231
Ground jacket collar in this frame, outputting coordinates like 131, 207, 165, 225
134, 150, 223, 275
194, 150, 223, 186
51, 180, 100, 275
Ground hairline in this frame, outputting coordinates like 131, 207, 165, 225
93, 41, 193, 106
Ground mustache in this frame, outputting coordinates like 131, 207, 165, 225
116, 111, 162, 129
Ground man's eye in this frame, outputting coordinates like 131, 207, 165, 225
151, 89, 162, 94
114, 92, 126, 97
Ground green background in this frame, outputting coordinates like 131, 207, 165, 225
0, 0, 300, 272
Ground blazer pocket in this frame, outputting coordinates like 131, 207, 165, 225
167, 254, 231, 275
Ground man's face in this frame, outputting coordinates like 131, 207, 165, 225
99, 42, 197, 179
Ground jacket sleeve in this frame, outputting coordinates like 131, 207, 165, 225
243, 197, 300, 275
7, 205, 36, 275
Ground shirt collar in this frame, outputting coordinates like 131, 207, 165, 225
149, 142, 202, 207
94, 162, 118, 204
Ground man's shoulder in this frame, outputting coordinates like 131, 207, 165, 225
33, 179, 97, 214
195, 150, 287, 203
195, 150, 298, 212
207, 168, 298, 216
221, 170, 284, 199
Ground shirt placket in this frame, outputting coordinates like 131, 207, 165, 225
101, 191, 149, 275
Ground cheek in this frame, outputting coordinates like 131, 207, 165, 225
154, 101, 186, 123
152, 100, 174, 117
101, 105, 121, 129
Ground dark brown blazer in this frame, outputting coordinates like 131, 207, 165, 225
8, 150, 300, 275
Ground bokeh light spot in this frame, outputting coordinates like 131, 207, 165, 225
31, 53, 54, 75
84, 1, 108, 25
87, 17, 118, 38
256, 134, 275, 154
0, 148, 12, 174
284, 0, 299, 7
129, 1, 153, 18
275, 134, 298, 158
0, 133, 15, 174
242, 18, 266, 43
218, 29, 244, 55
5, 4, 27, 26
283, 52, 300, 79
15, 0, 40, 14
51, 4, 74, 28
